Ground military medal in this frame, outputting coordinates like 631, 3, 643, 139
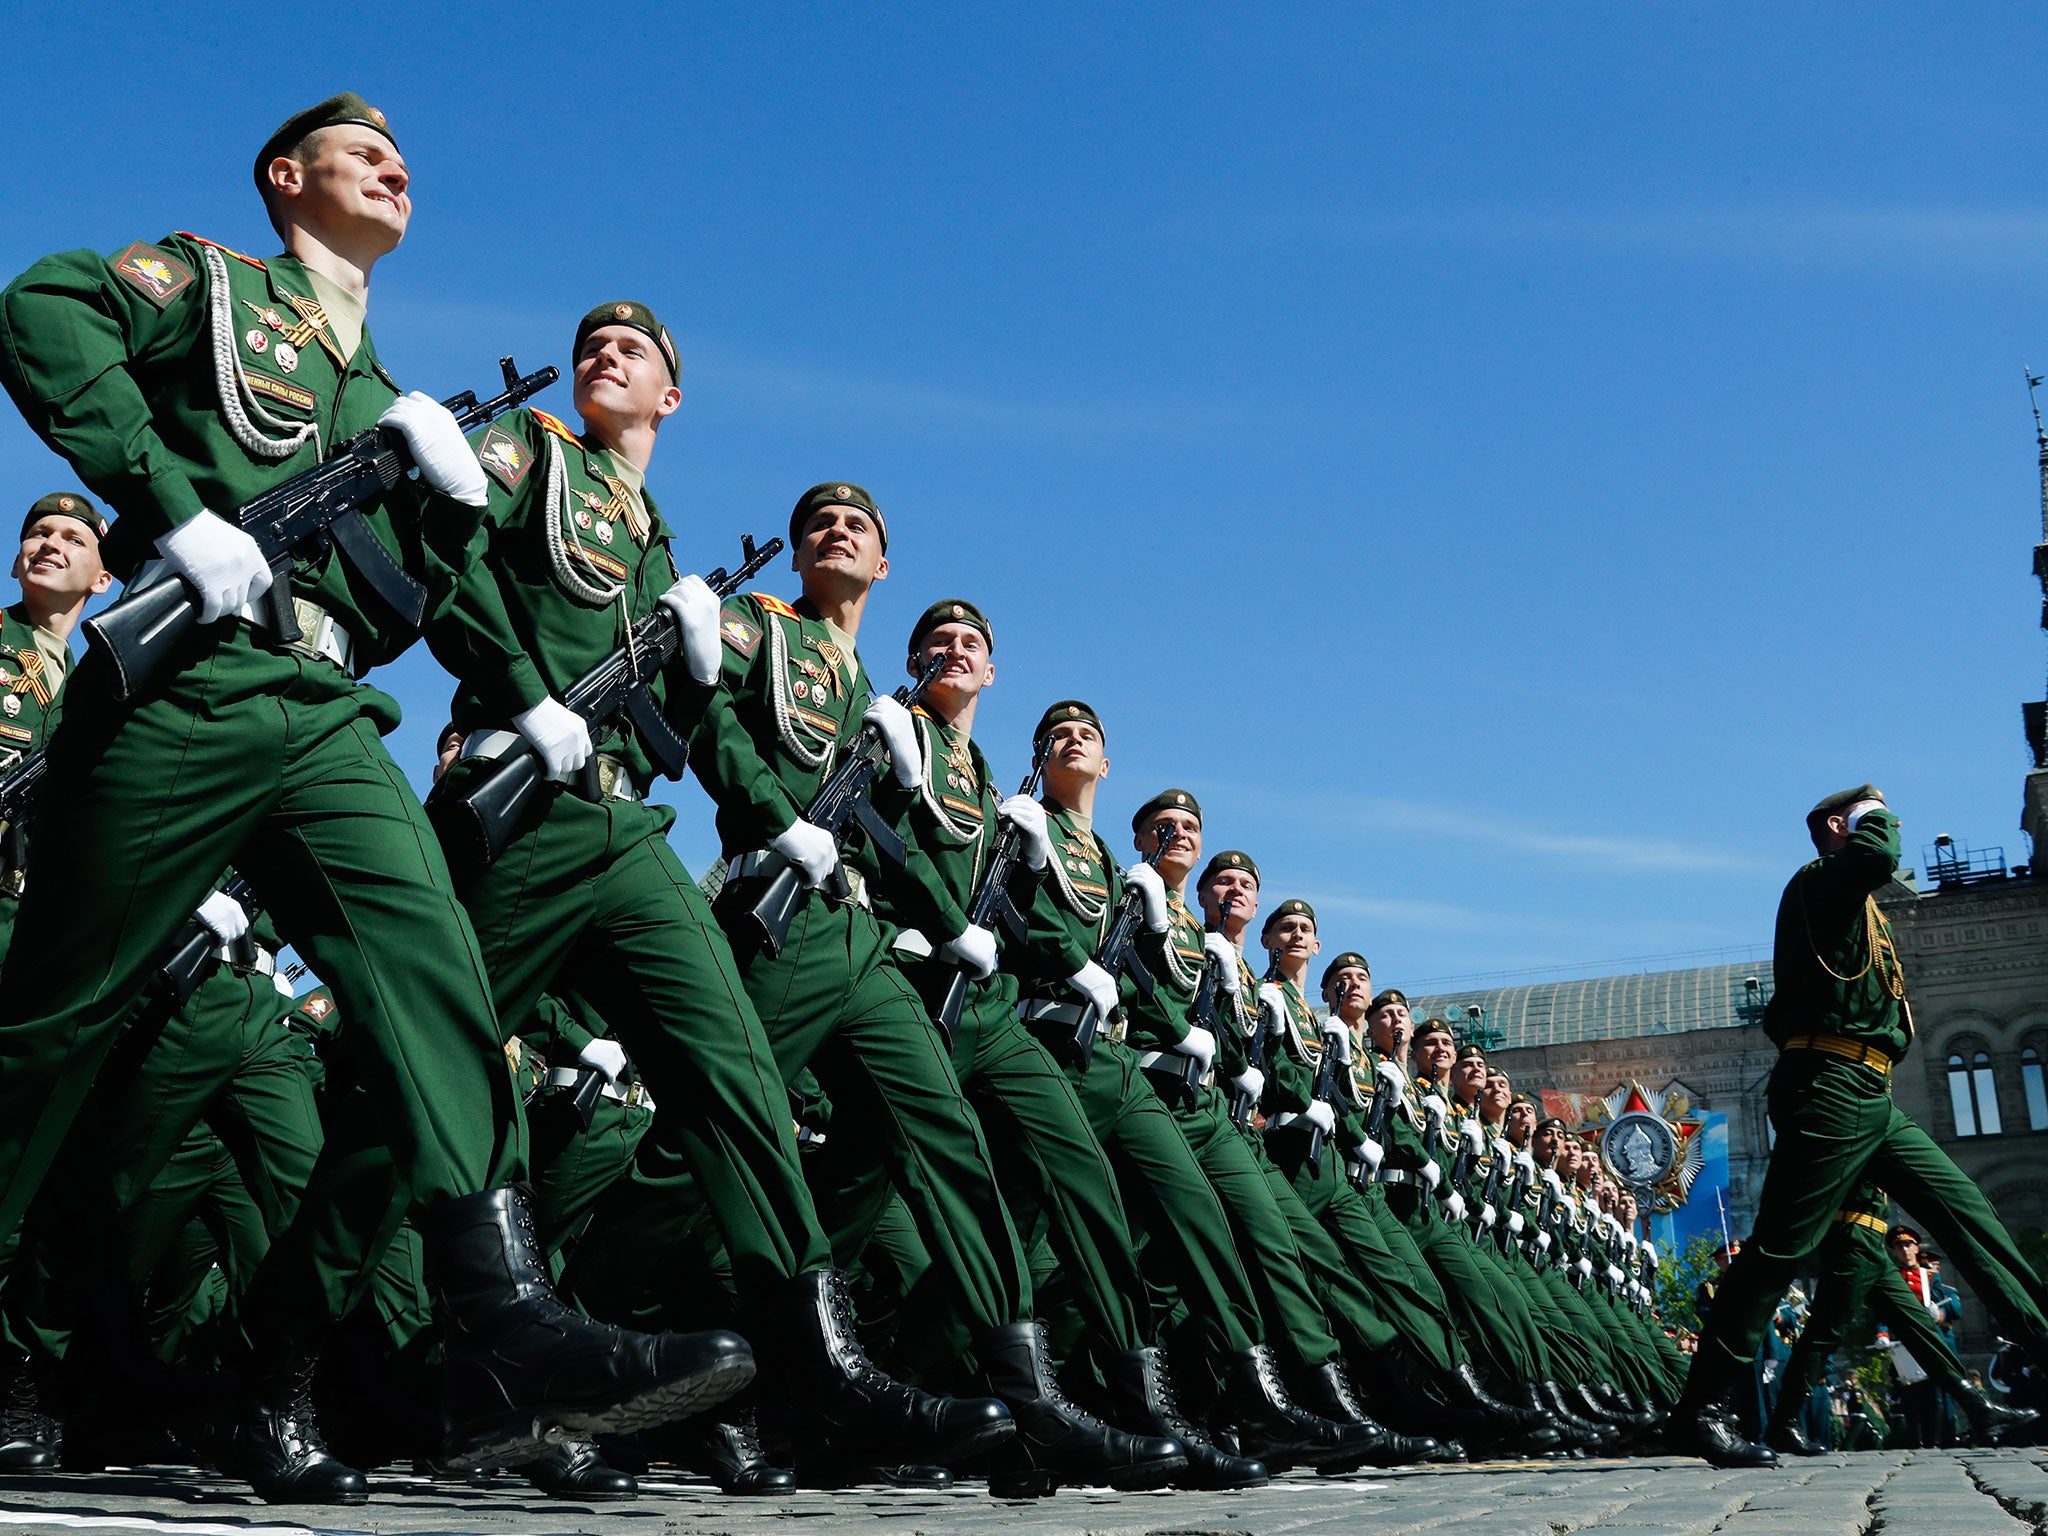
274, 341, 299, 373
245, 328, 269, 354
2, 697, 19, 718
595, 522, 614, 545
575, 508, 593, 530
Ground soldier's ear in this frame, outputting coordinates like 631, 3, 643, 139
90, 568, 113, 596
1098, 754, 1110, 781
872, 555, 888, 583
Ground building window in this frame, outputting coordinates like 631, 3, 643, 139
2024, 1047, 2048, 1133
1949, 1050, 2003, 1137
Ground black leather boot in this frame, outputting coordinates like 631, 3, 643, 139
1537, 1381, 1616, 1447
1451, 1363, 1553, 1431
1762, 1417, 1826, 1457
1290, 1360, 1443, 1466
0, 1355, 55, 1472
521, 1439, 638, 1499
226, 1352, 369, 1505
665, 1411, 795, 1494
429, 1186, 755, 1470
980, 1321, 1185, 1490
1952, 1379, 2040, 1442
1221, 1344, 1379, 1473
788, 1269, 1010, 1482
1100, 1347, 1267, 1490
1669, 1352, 1776, 1469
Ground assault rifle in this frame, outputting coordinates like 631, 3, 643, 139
1474, 1130, 1509, 1239
86, 357, 558, 699
1498, 1148, 1535, 1255
1356, 1057, 1401, 1189
1225, 923, 1267, 1131
934, 744, 1047, 1037
158, 874, 259, 1004
430, 532, 782, 865
0, 748, 47, 836
745, 651, 950, 957
1072, 823, 1175, 1073
1302, 1025, 1341, 1175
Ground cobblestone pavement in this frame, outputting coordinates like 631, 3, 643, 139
3, 1448, 2048, 1535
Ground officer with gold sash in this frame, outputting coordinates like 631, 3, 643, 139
1676, 787, 2048, 1465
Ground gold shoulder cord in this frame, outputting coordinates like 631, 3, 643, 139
1799, 884, 1910, 1012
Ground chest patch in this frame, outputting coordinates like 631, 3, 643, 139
721, 616, 762, 657
244, 369, 317, 414
113, 242, 194, 308
477, 427, 532, 491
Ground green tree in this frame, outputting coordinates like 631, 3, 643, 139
1655, 1233, 1723, 1334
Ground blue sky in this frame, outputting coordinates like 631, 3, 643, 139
7, 5, 2047, 988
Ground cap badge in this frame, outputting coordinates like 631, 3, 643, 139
835, 485, 852, 499
368, 107, 387, 128
1066, 706, 1079, 717
950, 604, 964, 619
614, 303, 633, 320
57, 497, 73, 511
1174, 793, 1186, 806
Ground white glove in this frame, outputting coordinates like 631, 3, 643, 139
379, 391, 488, 507
1642, 1240, 1659, 1266
1515, 1149, 1537, 1177
1479, 1202, 1497, 1229
1421, 1093, 1449, 1123
1303, 1099, 1336, 1135
1443, 1190, 1467, 1223
1176, 1024, 1217, 1074
1508, 1211, 1526, 1236
1606, 1264, 1627, 1288
1357, 1135, 1385, 1172
1123, 862, 1168, 932
1203, 932, 1240, 990
769, 819, 841, 889
1491, 1137, 1515, 1165
1576, 1257, 1594, 1279
1323, 1023, 1352, 1063
1230, 1066, 1265, 1102
1536, 1230, 1552, 1253
996, 796, 1050, 870
514, 698, 593, 782
1459, 1116, 1486, 1152
1419, 1159, 1442, 1189
1258, 984, 1289, 1036
659, 574, 723, 685
862, 695, 922, 788
1068, 960, 1117, 1020
1375, 1058, 1410, 1095
942, 923, 997, 980
157, 511, 273, 624
196, 888, 252, 944
578, 1036, 628, 1088
1540, 1168, 1565, 1195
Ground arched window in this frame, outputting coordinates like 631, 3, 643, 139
2023, 1047, 2048, 1133
1948, 1050, 2002, 1137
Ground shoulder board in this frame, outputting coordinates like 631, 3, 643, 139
173, 233, 266, 271
751, 592, 799, 620
530, 408, 582, 446
912, 704, 934, 720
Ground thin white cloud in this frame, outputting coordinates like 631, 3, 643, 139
1339, 796, 1771, 875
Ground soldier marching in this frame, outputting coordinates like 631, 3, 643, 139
0, 91, 2043, 1507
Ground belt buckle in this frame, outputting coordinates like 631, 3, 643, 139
597, 756, 626, 802
1106, 1016, 1127, 1045
287, 598, 332, 660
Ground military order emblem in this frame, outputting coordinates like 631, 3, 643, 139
1576, 1081, 1707, 1214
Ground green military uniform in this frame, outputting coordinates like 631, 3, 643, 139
696, 555, 1025, 1339
0, 221, 524, 1319
1363, 1043, 1549, 1390
864, 672, 1146, 1364
516, 994, 653, 1268
1260, 972, 1464, 1387
1107, 822, 1353, 1385
1007, 774, 1264, 1379
430, 377, 832, 1305
1690, 796, 2048, 1388
0, 596, 73, 927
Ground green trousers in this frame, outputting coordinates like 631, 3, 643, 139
718, 885, 1026, 1335
1048, 1031, 1261, 1364
1697, 1052, 2048, 1375
1269, 1144, 1462, 1375
0, 635, 517, 1296
137, 1128, 270, 1372
836, 964, 1146, 1356
1385, 1182, 1548, 1385
85, 965, 322, 1286
449, 787, 829, 1294
1164, 1085, 1343, 1373
1772, 1214, 1964, 1417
